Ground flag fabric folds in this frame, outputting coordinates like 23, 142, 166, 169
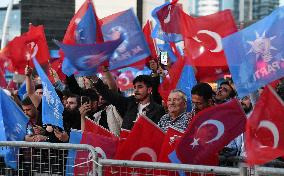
1, 25, 50, 74
246, 86, 284, 165
176, 99, 246, 165
56, 36, 124, 76
151, 0, 184, 42
101, 9, 151, 70
115, 115, 164, 162
33, 57, 64, 129
223, 6, 284, 97
0, 88, 28, 168
61, 0, 104, 76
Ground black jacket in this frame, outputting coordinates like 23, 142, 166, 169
94, 79, 165, 130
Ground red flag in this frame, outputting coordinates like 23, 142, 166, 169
74, 131, 119, 175
176, 99, 246, 165
158, 127, 184, 162
85, 118, 118, 139
2, 25, 50, 74
0, 62, 7, 88
115, 115, 165, 161
183, 10, 237, 81
155, 0, 192, 37
158, 54, 185, 103
143, 20, 158, 63
246, 86, 284, 165
116, 70, 134, 91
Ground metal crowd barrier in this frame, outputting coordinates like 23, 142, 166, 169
0, 141, 98, 176
0, 141, 283, 176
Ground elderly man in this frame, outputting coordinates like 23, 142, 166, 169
158, 90, 188, 132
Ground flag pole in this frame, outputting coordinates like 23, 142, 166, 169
1, 0, 14, 49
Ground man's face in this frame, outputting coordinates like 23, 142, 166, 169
134, 82, 151, 102
192, 94, 211, 113
22, 104, 37, 119
35, 88, 43, 97
65, 97, 78, 111
215, 84, 233, 101
167, 92, 186, 118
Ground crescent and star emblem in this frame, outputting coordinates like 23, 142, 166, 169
193, 30, 223, 53
257, 120, 279, 149
130, 147, 157, 162
190, 120, 224, 149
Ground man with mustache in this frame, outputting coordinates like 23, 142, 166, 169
90, 74, 165, 130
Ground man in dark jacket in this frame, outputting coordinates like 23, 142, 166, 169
90, 74, 165, 130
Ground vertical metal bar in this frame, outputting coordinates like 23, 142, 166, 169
136, 0, 143, 26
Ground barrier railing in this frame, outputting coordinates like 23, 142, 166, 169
0, 141, 283, 176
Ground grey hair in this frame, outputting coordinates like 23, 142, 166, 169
170, 89, 187, 102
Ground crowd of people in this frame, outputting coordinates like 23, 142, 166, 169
1, 56, 284, 174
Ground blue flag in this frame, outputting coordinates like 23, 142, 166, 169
101, 9, 151, 70
176, 65, 197, 111
33, 57, 64, 128
62, 2, 101, 76
65, 130, 82, 176
223, 6, 284, 97
18, 81, 26, 101
0, 88, 29, 168
56, 36, 124, 76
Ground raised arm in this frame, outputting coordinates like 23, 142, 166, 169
25, 66, 41, 108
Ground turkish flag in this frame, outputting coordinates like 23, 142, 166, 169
183, 10, 237, 81
74, 131, 119, 175
115, 115, 165, 161
85, 118, 118, 139
155, 0, 192, 37
246, 86, 284, 165
2, 25, 50, 74
158, 127, 184, 162
116, 70, 134, 91
176, 99, 246, 165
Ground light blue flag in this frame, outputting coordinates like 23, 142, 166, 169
32, 57, 64, 129
0, 88, 29, 168
176, 65, 197, 112
222, 6, 284, 97
65, 130, 82, 176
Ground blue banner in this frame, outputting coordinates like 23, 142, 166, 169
176, 65, 197, 111
223, 6, 284, 97
0, 88, 28, 168
33, 58, 64, 128
102, 9, 150, 70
